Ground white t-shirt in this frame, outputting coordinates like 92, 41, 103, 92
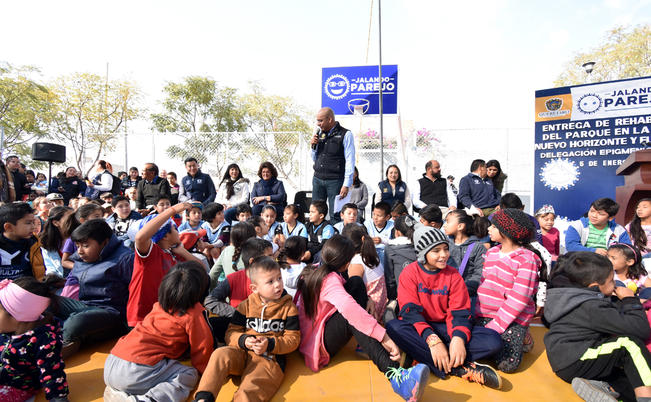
282, 262, 306, 297
351, 253, 384, 285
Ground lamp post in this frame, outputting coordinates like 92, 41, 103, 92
582, 61, 596, 83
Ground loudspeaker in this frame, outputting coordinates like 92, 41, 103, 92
31, 142, 66, 163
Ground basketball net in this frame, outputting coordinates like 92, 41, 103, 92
353, 105, 365, 115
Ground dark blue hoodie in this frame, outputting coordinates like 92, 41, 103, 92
69, 235, 134, 316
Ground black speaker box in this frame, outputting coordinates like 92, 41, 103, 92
31, 142, 66, 163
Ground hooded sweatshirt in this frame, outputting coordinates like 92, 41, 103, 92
447, 235, 485, 296
543, 277, 650, 372
384, 238, 417, 300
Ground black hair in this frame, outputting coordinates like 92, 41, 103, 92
261, 205, 277, 216
608, 243, 646, 280
39, 206, 73, 251
373, 201, 391, 217
184, 157, 198, 165
220, 163, 244, 200
353, 166, 362, 188
446, 209, 475, 237
203, 202, 225, 222
241, 237, 272, 269
297, 235, 355, 319
474, 216, 490, 239
117, 171, 127, 178
248, 256, 281, 283
0, 202, 34, 233
146, 163, 159, 176
391, 202, 408, 216
311, 200, 328, 218
470, 159, 486, 172
12, 276, 60, 317
158, 261, 210, 316
342, 224, 379, 268
277, 236, 307, 267
154, 195, 171, 205
394, 215, 417, 241
236, 203, 252, 216
25, 170, 35, 178
75, 203, 103, 222
419, 204, 443, 224
129, 166, 139, 173
100, 192, 113, 199
284, 204, 305, 224
230, 222, 257, 265
71, 219, 113, 244
629, 198, 651, 252
486, 160, 502, 175
247, 216, 264, 230
111, 195, 130, 207
591, 197, 619, 217
340, 203, 358, 214
385, 164, 403, 183
500, 193, 524, 210
167, 171, 177, 179
5, 155, 18, 164
550, 251, 613, 288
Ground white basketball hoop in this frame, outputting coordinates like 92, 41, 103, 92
353, 105, 365, 115
348, 98, 370, 115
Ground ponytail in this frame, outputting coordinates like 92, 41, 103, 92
277, 236, 307, 268
341, 224, 379, 267
448, 209, 474, 237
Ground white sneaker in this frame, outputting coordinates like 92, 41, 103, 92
103, 386, 137, 402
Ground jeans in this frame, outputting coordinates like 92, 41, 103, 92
312, 176, 344, 222
224, 207, 239, 224
56, 296, 127, 344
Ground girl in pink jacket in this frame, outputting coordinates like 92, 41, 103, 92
296, 235, 430, 401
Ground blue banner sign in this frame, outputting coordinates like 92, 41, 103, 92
534, 76, 651, 219
321, 65, 398, 115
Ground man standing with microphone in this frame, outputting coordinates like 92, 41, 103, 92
311, 107, 356, 223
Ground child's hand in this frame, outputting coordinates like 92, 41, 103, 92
429, 340, 450, 373
173, 202, 193, 214
595, 248, 608, 256
244, 336, 258, 350
448, 336, 466, 369
615, 286, 635, 299
380, 333, 401, 361
302, 251, 311, 261
366, 299, 376, 318
372, 237, 381, 245
252, 337, 269, 355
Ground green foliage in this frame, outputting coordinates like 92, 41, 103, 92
555, 24, 651, 87
48, 72, 143, 175
0, 63, 52, 161
151, 76, 245, 132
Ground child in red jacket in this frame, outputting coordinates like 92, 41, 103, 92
104, 261, 213, 402
386, 225, 503, 389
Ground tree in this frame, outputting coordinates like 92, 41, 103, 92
555, 24, 651, 87
239, 83, 311, 188
0, 63, 52, 162
48, 73, 142, 175
155, 76, 246, 177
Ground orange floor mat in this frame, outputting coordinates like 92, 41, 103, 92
35, 325, 580, 401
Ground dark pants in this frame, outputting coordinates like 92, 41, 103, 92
323, 276, 399, 373
56, 296, 127, 344
386, 319, 502, 378
312, 176, 344, 223
209, 316, 231, 344
224, 207, 238, 225
556, 336, 651, 402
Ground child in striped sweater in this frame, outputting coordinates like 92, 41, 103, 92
475, 208, 546, 373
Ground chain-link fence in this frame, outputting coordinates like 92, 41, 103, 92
63, 125, 534, 215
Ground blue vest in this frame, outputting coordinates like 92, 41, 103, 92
314, 123, 347, 180
378, 180, 407, 207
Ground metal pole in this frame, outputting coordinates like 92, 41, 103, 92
124, 120, 128, 170
378, 0, 384, 176
0, 126, 5, 160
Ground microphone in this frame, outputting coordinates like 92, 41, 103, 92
311, 128, 322, 150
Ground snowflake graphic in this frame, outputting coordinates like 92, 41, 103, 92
539, 158, 580, 191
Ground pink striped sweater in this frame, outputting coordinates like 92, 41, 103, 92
476, 245, 540, 334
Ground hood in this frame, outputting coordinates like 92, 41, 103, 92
453, 235, 481, 247
544, 286, 604, 323
71, 234, 123, 263
236, 177, 250, 184
387, 243, 417, 259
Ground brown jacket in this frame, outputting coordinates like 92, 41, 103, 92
226, 293, 300, 357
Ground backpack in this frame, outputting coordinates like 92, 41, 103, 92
110, 174, 122, 196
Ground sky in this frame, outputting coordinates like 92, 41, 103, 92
4, 0, 651, 133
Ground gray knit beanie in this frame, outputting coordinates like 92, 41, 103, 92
413, 224, 448, 264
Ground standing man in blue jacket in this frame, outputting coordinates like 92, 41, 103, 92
311, 107, 356, 222
457, 159, 501, 217
179, 157, 216, 205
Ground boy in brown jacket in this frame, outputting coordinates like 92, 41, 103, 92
193, 256, 300, 402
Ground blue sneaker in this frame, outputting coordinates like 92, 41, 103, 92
386, 363, 429, 401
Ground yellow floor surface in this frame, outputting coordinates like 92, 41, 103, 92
35, 326, 580, 401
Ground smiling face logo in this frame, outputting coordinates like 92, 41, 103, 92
324, 74, 350, 100
577, 93, 602, 114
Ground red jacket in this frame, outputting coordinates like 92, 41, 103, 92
111, 302, 213, 373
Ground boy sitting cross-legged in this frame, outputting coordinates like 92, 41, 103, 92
193, 256, 300, 402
